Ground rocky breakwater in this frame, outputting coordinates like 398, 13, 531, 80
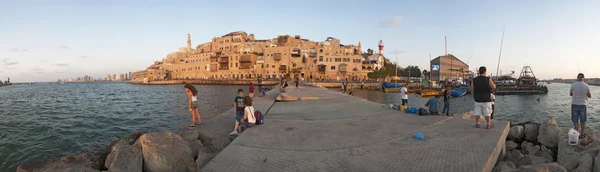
16, 129, 236, 172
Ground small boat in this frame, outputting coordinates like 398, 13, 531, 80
417, 89, 445, 97
450, 89, 468, 97
382, 82, 402, 93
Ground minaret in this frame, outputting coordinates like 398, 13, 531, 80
187, 34, 192, 50
378, 40, 384, 56
358, 41, 362, 55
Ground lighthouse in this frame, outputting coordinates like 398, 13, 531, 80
378, 40, 384, 56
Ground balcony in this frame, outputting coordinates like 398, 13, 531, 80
279, 65, 287, 71
239, 65, 252, 69
273, 53, 281, 60
219, 67, 229, 70
240, 55, 252, 62
218, 61, 228, 64
291, 49, 301, 57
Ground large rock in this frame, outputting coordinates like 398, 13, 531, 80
512, 163, 567, 172
539, 145, 555, 162
138, 131, 196, 172
207, 137, 232, 153
509, 125, 526, 141
557, 134, 582, 171
182, 129, 204, 158
16, 152, 103, 172
572, 153, 593, 172
524, 123, 540, 143
507, 150, 525, 165
494, 161, 516, 172
538, 118, 561, 149
506, 141, 519, 151
196, 152, 216, 169
105, 141, 143, 172
517, 156, 551, 168
594, 153, 600, 172
521, 141, 539, 156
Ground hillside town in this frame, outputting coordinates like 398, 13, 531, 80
131, 31, 388, 83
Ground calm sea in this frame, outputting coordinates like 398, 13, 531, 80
0, 82, 246, 171
351, 83, 599, 128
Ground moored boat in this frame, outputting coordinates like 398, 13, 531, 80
450, 89, 468, 97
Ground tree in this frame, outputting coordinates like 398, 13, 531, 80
367, 69, 389, 79
277, 35, 290, 46
401, 66, 421, 77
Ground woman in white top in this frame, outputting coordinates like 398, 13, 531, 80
184, 84, 202, 128
239, 96, 256, 133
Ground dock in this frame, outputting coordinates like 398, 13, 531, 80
201, 84, 510, 172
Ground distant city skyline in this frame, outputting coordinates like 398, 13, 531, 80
1, 0, 599, 82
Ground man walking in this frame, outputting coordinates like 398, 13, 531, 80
570, 73, 591, 135
470, 66, 496, 129
400, 84, 408, 106
442, 86, 451, 116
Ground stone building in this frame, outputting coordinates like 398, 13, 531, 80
430, 54, 469, 82
133, 31, 371, 82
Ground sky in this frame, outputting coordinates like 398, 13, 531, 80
1, 0, 599, 82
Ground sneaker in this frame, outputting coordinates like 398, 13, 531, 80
188, 125, 196, 128
229, 131, 238, 135
196, 122, 203, 126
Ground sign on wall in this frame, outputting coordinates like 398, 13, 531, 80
432, 65, 440, 71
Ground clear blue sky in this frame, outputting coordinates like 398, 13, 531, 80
1, 0, 599, 82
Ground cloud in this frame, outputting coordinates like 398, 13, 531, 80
1, 58, 19, 65
380, 16, 402, 28
57, 45, 69, 50
8, 48, 29, 52
53, 63, 69, 67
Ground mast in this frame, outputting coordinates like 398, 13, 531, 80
496, 27, 506, 80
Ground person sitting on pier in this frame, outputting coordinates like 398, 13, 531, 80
424, 95, 441, 115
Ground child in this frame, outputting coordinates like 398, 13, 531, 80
230, 89, 245, 135
184, 84, 202, 128
249, 83, 255, 98
240, 96, 256, 133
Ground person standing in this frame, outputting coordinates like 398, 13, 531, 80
490, 93, 496, 119
295, 76, 299, 90
442, 86, 451, 116
570, 73, 592, 135
249, 83, 255, 98
400, 84, 408, 106
470, 66, 496, 129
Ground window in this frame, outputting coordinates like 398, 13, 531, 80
319, 56, 323, 62
331, 66, 336, 70
335, 58, 341, 62
319, 49, 323, 53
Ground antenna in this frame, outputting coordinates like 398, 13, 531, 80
495, 27, 506, 80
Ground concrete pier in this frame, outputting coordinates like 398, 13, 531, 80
201, 85, 510, 172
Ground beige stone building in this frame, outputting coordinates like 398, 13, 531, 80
133, 31, 371, 82
430, 54, 469, 82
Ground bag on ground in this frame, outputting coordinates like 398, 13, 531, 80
418, 108, 429, 116
254, 110, 264, 125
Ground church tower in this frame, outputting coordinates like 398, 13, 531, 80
187, 34, 192, 50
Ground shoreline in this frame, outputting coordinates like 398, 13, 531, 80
129, 79, 280, 86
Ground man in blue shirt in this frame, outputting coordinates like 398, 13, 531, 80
425, 95, 441, 115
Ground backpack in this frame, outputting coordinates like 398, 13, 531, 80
418, 108, 429, 116
254, 110, 264, 125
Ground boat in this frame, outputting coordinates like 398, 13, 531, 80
417, 89, 445, 97
382, 82, 402, 92
495, 66, 548, 95
450, 89, 468, 97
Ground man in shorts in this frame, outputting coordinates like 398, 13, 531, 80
470, 66, 496, 129
570, 73, 592, 134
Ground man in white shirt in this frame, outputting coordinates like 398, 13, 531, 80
400, 84, 408, 106
570, 73, 592, 134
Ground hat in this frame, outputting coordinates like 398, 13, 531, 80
577, 73, 585, 78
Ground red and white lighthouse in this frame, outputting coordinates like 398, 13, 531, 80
378, 40, 384, 56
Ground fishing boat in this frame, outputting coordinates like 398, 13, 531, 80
417, 89, 445, 97
450, 89, 468, 97
495, 66, 548, 95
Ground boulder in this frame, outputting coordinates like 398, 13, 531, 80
540, 151, 554, 162
182, 129, 204, 158
494, 161, 516, 172
507, 150, 525, 165
557, 135, 582, 171
138, 131, 196, 172
16, 152, 103, 172
506, 141, 519, 151
513, 163, 567, 172
594, 153, 600, 172
572, 153, 593, 172
521, 141, 540, 156
517, 156, 551, 168
509, 125, 526, 141
105, 141, 143, 172
207, 137, 232, 153
196, 152, 216, 169
524, 123, 540, 143
538, 118, 561, 149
